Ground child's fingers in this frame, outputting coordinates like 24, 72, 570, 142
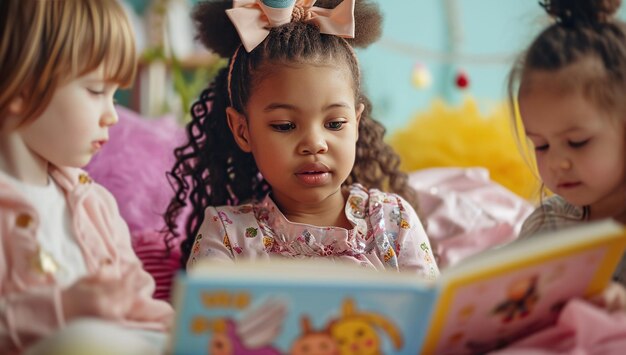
589, 282, 626, 313
605, 283, 626, 312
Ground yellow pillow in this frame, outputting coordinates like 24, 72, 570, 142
389, 97, 539, 201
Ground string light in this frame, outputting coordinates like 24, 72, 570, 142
377, 0, 518, 94
378, 38, 516, 65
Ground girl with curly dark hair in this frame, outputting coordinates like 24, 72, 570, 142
164, 0, 438, 279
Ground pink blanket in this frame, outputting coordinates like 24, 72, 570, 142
410, 168, 626, 354
493, 299, 626, 355
409, 167, 533, 268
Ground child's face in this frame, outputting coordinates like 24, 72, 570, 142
228, 64, 363, 209
519, 71, 626, 212
17, 65, 118, 168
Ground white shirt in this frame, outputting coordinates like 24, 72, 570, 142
6, 175, 88, 286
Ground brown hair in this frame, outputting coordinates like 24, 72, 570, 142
0, 0, 136, 126
509, 0, 626, 128
508, 0, 626, 198
164, 0, 419, 267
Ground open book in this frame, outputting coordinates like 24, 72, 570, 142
170, 219, 626, 355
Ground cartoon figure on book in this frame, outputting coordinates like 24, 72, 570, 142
491, 274, 540, 323
327, 298, 403, 355
163, 0, 439, 278
290, 316, 338, 355
190, 298, 286, 355
189, 294, 403, 355
0, 0, 173, 354
508, 0, 626, 311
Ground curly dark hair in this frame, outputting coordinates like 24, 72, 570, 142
164, 0, 418, 268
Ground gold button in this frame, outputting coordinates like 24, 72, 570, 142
15, 214, 32, 228
78, 174, 92, 184
36, 249, 59, 275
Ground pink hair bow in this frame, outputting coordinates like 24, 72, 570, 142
226, 0, 355, 52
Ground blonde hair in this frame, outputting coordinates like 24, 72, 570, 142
0, 0, 136, 124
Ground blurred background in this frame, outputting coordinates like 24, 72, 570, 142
115, 0, 626, 200
85, 1, 626, 301
119, 0, 542, 125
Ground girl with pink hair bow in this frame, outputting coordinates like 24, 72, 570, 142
164, 0, 439, 284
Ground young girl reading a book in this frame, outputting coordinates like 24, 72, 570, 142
509, 0, 626, 305
0, 0, 173, 353
164, 0, 438, 279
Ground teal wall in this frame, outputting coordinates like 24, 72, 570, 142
124, 1, 626, 133
124, 0, 153, 14
358, 1, 626, 133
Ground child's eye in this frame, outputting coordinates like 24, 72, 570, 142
325, 121, 346, 130
569, 139, 590, 148
270, 122, 296, 132
534, 144, 549, 152
87, 88, 105, 95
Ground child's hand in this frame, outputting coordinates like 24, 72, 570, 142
589, 281, 626, 313
61, 267, 137, 322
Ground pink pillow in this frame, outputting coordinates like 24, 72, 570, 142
85, 106, 187, 301
410, 167, 533, 268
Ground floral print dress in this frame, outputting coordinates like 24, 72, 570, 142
188, 184, 439, 279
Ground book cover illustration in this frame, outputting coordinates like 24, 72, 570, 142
171, 279, 438, 355
173, 221, 626, 355
425, 241, 615, 354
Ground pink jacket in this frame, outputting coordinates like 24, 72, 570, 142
0, 167, 173, 352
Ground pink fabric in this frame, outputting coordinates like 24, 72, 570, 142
131, 231, 181, 301
0, 167, 173, 353
189, 184, 439, 278
85, 106, 187, 302
226, 0, 355, 52
86, 106, 185, 237
409, 167, 533, 268
410, 168, 626, 353
492, 299, 626, 355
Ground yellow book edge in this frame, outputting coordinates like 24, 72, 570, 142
421, 220, 626, 354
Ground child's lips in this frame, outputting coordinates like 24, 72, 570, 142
557, 181, 581, 189
295, 172, 331, 186
295, 162, 331, 186
92, 140, 108, 150
295, 162, 330, 175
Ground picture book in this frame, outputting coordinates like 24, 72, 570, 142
169, 219, 626, 355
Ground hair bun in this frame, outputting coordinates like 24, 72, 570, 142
288, 0, 383, 48
540, 0, 621, 26
193, 0, 241, 58
192, 0, 383, 56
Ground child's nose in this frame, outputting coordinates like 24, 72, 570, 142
298, 130, 328, 155
100, 111, 119, 127
548, 151, 571, 170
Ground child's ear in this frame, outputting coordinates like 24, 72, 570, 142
8, 96, 24, 115
1, 96, 25, 132
226, 107, 252, 152
355, 102, 365, 139
355, 103, 364, 125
